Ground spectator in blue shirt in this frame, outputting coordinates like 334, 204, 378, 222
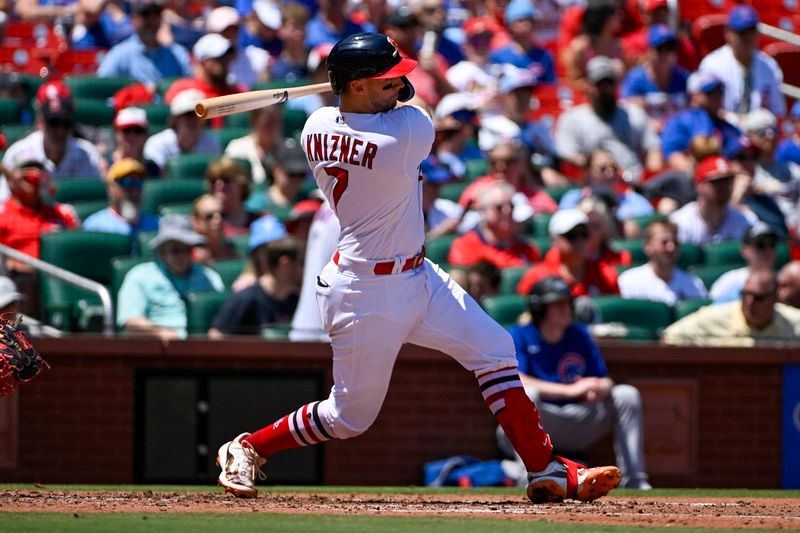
305, 0, 368, 49
239, 0, 283, 56
412, 0, 465, 67
499, 276, 651, 490
97, 0, 191, 84
71, 0, 134, 49
620, 24, 689, 123
82, 158, 159, 251
489, 0, 556, 84
660, 71, 741, 174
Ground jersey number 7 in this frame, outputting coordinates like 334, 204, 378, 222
325, 167, 350, 209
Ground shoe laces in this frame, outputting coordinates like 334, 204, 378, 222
235, 441, 267, 482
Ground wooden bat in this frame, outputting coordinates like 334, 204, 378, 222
195, 82, 332, 120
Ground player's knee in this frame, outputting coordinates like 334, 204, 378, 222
329, 416, 374, 439
611, 384, 642, 410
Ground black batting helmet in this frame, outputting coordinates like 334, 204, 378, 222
528, 276, 573, 324
326, 33, 417, 102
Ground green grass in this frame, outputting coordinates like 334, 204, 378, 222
0, 513, 765, 533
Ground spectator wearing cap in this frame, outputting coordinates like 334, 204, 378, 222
285, 199, 322, 245
143, 89, 222, 172
489, 0, 556, 84
82, 158, 159, 246
660, 71, 741, 173
0, 275, 24, 319
561, 0, 625, 90
97, 0, 192, 84
109, 107, 160, 177
269, 2, 312, 82
445, 17, 499, 96
432, 93, 483, 179
709, 220, 782, 304
205, 156, 257, 235
209, 215, 301, 338
305, 0, 368, 49
517, 208, 620, 297
777, 260, 800, 309
71, 0, 134, 49
698, 5, 786, 117
576, 194, 632, 268
620, 24, 689, 123
410, 0, 464, 67
555, 55, 662, 183
245, 139, 310, 214
618, 219, 707, 305
190, 194, 240, 266
239, 0, 284, 56
449, 181, 541, 269
117, 214, 224, 340
164, 33, 246, 128
662, 267, 800, 346
224, 106, 282, 184
206, 5, 269, 90
668, 155, 753, 245
621, 0, 699, 71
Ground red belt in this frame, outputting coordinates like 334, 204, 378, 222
333, 246, 426, 275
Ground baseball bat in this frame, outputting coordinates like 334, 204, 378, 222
195, 82, 332, 119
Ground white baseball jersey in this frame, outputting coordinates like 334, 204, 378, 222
301, 105, 434, 261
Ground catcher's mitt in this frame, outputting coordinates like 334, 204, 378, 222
0, 315, 48, 397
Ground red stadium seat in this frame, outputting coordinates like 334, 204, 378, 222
678, 0, 734, 23
691, 14, 729, 57
763, 41, 800, 88
0, 45, 58, 76
3, 20, 67, 49
54, 49, 106, 75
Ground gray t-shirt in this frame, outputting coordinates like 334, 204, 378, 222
555, 102, 660, 182
143, 128, 222, 171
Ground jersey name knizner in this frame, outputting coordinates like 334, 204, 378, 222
305, 133, 379, 169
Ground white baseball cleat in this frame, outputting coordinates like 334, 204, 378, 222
217, 432, 267, 498
526, 455, 620, 504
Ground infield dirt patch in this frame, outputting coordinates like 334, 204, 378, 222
0, 490, 797, 530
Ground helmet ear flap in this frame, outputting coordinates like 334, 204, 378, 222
328, 70, 343, 95
398, 76, 415, 102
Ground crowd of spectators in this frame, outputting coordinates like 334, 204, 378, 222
2, 0, 800, 347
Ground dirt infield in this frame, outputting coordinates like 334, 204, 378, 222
1, 490, 799, 529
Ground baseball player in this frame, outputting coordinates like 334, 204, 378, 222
217, 33, 621, 503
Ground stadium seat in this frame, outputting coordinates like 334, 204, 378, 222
3, 20, 65, 47
261, 323, 291, 339
137, 230, 158, 258
499, 266, 529, 296
74, 98, 116, 126
703, 240, 744, 266
464, 159, 488, 182
212, 258, 246, 288
166, 153, 219, 179
673, 298, 713, 321
687, 263, 741, 289
1, 124, 35, 145
284, 108, 308, 140
212, 127, 250, 150
610, 239, 647, 266
110, 255, 150, 309
482, 294, 527, 328
592, 296, 673, 339
231, 233, 251, 256
55, 49, 105, 75
439, 182, 468, 202
691, 14, 728, 57
254, 78, 311, 91
54, 178, 108, 204
224, 111, 251, 129
763, 42, 800, 89
677, 243, 704, 269
524, 235, 551, 257
71, 200, 108, 221
40, 231, 132, 331
140, 178, 206, 215
629, 213, 663, 232
64, 75, 135, 101
186, 290, 229, 335
0, 45, 56, 75
139, 103, 171, 128
543, 186, 575, 205
425, 235, 457, 265
531, 213, 554, 237
0, 99, 21, 124
679, 0, 732, 24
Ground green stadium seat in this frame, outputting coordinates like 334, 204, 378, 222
544, 186, 576, 204
54, 178, 107, 203
777, 242, 791, 268
532, 213, 554, 237
284, 108, 308, 139
74, 98, 116, 126
166, 153, 219, 179
212, 258, 246, 288
212, 127, 250, 150
439, 182, 468, 203
703, 240, 744, 266
186, 290, 229, 335
482, 294, 526, 328
673, 298, 713, 321
464, 159, 488, 182
231, 233, 251, 256
70, 200, 108, 221
525, 236, 551, 258
224, 112, 251, 129
425, 235, 457, 265
629, 213, 664, 232
158, 203, 194, 216
64, 75, 134, 100
677, 243, 704, 269
141, 178, 206, 215
499, 266, 529, 296
156, 77, 181, 97
39, 231, 132, 332
610, 239, 647, 266
254, 78, 310, 91
137, 230, 158, 258
262, 323, 291, 339
110, 255, 150, 309
688, 263, 742, 289
592, 296, 673, 339
1, 124, 35, 145
0, 99, 21, 124
139, 103, 171, 128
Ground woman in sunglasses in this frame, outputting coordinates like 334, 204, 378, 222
190, 194, 240, 266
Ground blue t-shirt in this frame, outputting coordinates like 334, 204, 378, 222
776, 138, 800, 165
436, 35, 465, 67
559, 189, 654, 220
508, 322, 608, 404
490, 45, 556, 84
72, 9, 134, 49
97, 34, 192, 84
620, 65, 688, 119
660, 107, 742, 159
305, 15, 367, 49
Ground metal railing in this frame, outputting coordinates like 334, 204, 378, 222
0, 242, 114, 336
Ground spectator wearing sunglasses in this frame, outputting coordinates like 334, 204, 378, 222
82, 158, 159, 248
663, 267, 800, 346
190, 194, 240, 266
205, 156, 256, 236
517, 208, 620, 297
109, 107, 161, 177
708, 221, 782, 304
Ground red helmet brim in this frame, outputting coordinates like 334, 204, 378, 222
366, 57, 417, 79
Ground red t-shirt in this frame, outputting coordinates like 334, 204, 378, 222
0, 199, 78, 259
516, 247, 619, 296
448, 229, 540, 268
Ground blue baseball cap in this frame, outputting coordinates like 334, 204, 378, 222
687, 71, 723, 94
505, 0, 538, 24
791, 100, 800, 118
648, 24, 677, 48
248, 214, 287, 251
728, 5, 759, 31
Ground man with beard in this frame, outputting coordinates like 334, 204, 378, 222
82, 158, 159, 254
555, 56, 662, 183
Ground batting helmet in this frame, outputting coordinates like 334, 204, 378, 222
528, 276, 573, 324
326, 33, 417, 102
